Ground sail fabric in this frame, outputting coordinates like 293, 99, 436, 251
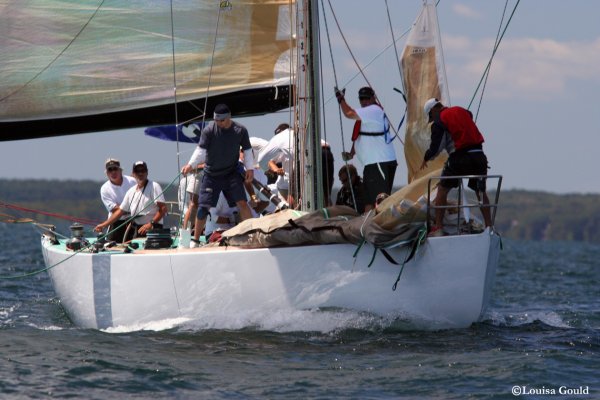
144, 123, 205, 144
400, 2, 450, 183
0, 0, 295, 139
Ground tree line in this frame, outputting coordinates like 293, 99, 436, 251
1, 179, 599, 243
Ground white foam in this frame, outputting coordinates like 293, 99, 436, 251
176, 308, 389, 333
103, 317, 192, 334
485, 310, 571, 329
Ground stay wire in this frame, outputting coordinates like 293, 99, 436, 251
169, 0, 182, 177
178, 2, 226, 230
325, 0, 402, 143
467, 0, 521, 115
384, 0, 403, 82
319, 0, 358, 212
473, 0, 508, 121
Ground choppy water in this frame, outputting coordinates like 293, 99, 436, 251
1, 223, 598, 399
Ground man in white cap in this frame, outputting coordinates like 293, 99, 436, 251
420, 98, 492, 236
99, 158, 136, 242
181, 104, 254, 247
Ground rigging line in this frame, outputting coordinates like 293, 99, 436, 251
287, 0, 295, 129
98, 171, 183, 241
474, 0, 509, 121
0, 201, 100, 226
0, 172, 183, 281
467, 0, 521, 111
317, 2, 335, 205
433, 0, 450, 106
168, 0, 188, 231
325, 0, 402, 142
319, 0, 358, 211
0, 0, 106, 103
384, 0, 403, 82
332, 27, 411, 103
325, 0, 371, 87
169, 0, 182, 177
200, 3, 226, 127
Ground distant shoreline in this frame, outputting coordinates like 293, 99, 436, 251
1, 179, 599, 244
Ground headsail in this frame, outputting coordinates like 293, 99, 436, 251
401, 1, 450, 183
0, 0, 295, 140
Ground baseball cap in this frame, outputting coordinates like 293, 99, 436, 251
358, 86, 375, 99
105, 158, 121, 170
133, 161, 147, 170
423, 98, 441, 122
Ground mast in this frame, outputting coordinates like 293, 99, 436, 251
296, 0, 323, 211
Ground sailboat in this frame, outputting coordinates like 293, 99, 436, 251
1, 1, 502, 330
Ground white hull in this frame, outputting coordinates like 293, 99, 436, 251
41, 230, 500, 331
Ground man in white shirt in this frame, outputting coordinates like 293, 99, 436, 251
336, 86, 398, 212
99, 158, 136, 242
95, 161, 167, 241
257, 123, 294, 202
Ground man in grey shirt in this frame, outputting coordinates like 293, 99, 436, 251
181, 104, 254, 247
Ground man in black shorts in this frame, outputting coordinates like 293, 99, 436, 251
181, 104, 254, 247
420, 98, 491, 235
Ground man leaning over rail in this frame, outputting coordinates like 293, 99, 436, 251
419, 98, 492, 236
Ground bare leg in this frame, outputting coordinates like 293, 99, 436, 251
193, 217, 207, 242
434, 186, 450, 229
236, 200, 253, 221
183, 193, 199, 230
476, 191, 492, 227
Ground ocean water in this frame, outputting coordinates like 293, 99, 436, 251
0, 223, 598, 399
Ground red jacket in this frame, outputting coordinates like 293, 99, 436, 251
439, 106, 484, 150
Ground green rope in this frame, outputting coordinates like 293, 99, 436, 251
352, 238, 365, 259
391, 225, 427, 291
367, 247, 378, 268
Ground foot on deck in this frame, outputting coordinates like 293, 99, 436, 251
428, 226, 444, 237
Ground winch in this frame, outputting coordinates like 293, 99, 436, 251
66, 223, 88, 251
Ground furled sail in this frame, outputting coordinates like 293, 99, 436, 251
401, 1, 450, 183
0, 0, 295, 140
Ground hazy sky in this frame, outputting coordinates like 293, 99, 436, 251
1, 0, 598, 194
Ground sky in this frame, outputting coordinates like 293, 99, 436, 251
1, 0, 599, 194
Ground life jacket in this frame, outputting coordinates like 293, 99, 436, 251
351, 105, 391, 142
439, 106, 484, 150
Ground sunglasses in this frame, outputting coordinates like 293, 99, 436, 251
107, 167, 119, 172
133, 169, 148, 174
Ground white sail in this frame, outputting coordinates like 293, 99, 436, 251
0, 0, 295, 138
401, 2, 450, 183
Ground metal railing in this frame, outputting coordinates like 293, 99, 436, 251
426, 174, 502, 235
